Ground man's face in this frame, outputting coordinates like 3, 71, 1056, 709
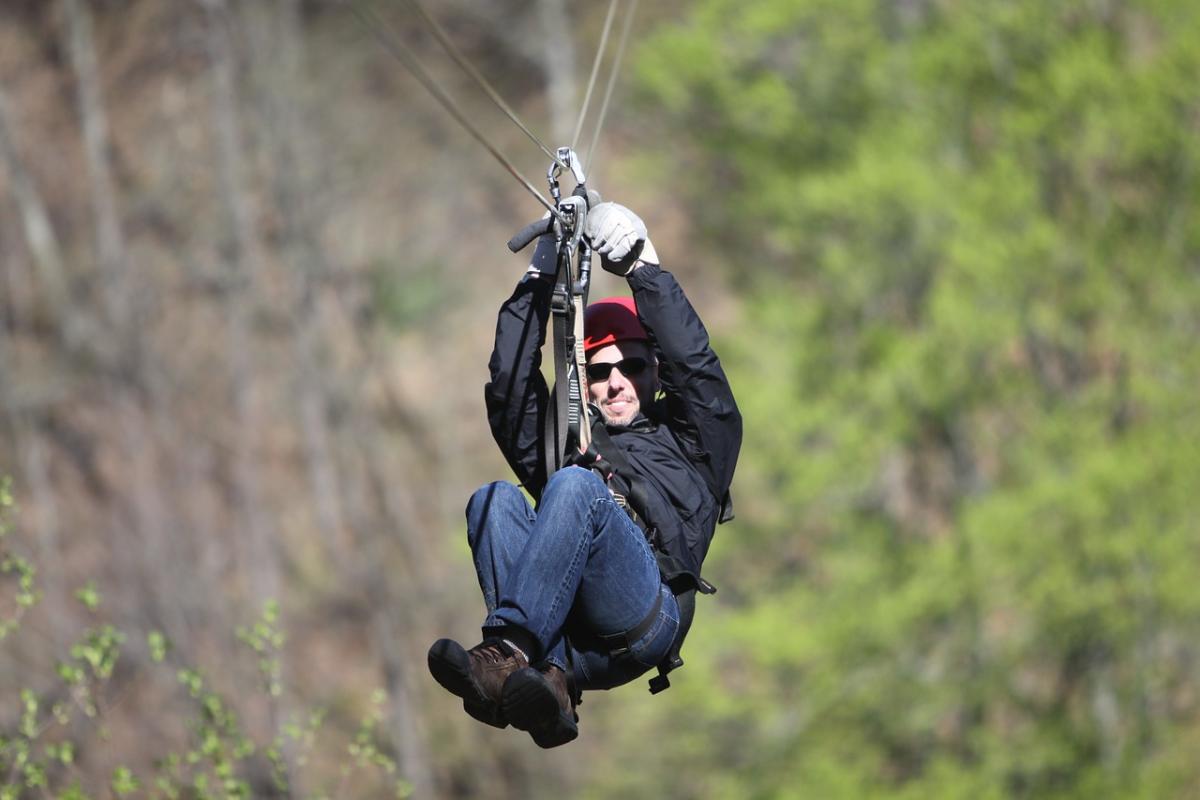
586, 341, 658, 426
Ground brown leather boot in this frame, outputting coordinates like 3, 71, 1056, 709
427, 638, 530, 728
501, 664, 579, 748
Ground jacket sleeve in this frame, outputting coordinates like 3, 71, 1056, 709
627, 264, 742, 505
484, 274, 554, 499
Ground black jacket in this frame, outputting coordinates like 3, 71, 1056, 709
484, 263, 742, 594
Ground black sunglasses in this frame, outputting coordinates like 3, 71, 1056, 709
586, 356, 650, 382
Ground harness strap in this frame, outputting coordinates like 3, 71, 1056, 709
595, 586, 663, 657
587, 421, 653, 528
572, 293, 592, 452
649, 588, 693, 694
544, 277, 572, 475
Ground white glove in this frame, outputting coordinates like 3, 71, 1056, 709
585, 202, 659, 275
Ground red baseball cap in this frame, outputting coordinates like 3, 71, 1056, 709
583, 296, 648, 354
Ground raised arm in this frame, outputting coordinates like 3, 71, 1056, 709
629, 264, 741, 502
586, 202, 742, 504
484, 242, 556, 499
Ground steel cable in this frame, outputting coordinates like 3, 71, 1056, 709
348, 1, 562, 221
403, 0, 568, 171
581, 0, 639, 176
571, 0, 621, 153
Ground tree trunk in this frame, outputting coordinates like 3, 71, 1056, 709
537, 0, 578, 146
0, 87, 70, 329
201, 0, 304, 791
246, 0, 348, 564
202, 0, 280, 606
60, 0, 127, 326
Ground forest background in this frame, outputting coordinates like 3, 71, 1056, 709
1, 0, 1198, 798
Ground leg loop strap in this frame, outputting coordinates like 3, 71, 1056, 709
596, 586, 664, 658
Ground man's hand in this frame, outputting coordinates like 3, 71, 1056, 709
585, 203, 660, 276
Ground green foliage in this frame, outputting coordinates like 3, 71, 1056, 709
169, 665, 256, 797
346, 689, 394, 774
341, 689, 412, 799
0, 486, 411, 798
0, 477, 12, 532
148, 630, 168, 663
74, 582, 101, 612
236, 599, 285, 698
110, 766, 139, 796
0, 482, 38, 642
599, 1, 1200, 797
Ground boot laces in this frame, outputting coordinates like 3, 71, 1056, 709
471, 640, 514, 665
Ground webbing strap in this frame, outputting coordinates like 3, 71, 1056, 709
596, 585, 663, 656
544, 240, 590, 478
572, 294, 592, 452
545, 279, 572, 476
588, 421, 652, 527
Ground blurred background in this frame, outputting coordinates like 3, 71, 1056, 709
1, 0, 1198, 797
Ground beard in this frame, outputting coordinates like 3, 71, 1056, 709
595, 395, 640, 426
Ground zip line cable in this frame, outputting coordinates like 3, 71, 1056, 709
570, 0, 621, 152
581, 0, 639, 176
352, 0, 637, 216
402, 0, 568, 172
348, 1, 562, 221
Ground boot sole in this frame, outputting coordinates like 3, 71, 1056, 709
502, 668, 578, 748
427, 639, 507, 729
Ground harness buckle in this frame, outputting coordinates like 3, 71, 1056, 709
551, 285, 571, 314
648, 655, 683, 695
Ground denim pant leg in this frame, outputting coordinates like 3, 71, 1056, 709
464, 481, 569, 670
567, 582, 680, 691
484, 467, 679, 687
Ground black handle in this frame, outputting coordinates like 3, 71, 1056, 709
507, 217, 555, 253
574, 185, 602, 209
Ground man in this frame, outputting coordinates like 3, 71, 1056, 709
428, 202, 741, 748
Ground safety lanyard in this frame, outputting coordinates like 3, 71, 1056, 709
542, 149, 594, 477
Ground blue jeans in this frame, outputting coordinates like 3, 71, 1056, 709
467, 466, 680, 691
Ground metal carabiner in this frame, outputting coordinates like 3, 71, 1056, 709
557, 146, 587, 186
546, 146, 592, 289
547, 147, 587, 217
